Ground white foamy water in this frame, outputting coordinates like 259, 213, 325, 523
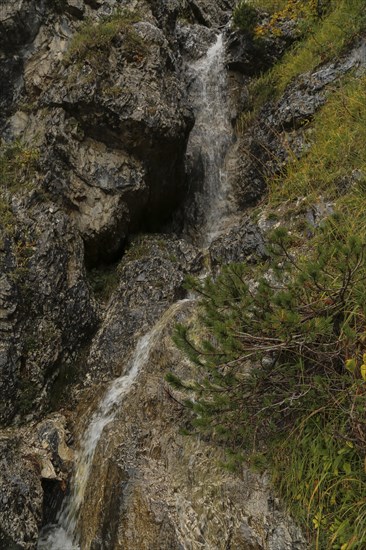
37, 332, 154, 549
186, 33, 233, 246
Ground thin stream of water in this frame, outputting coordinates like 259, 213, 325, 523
186, 33, 233, 246
38, 332, 154, 549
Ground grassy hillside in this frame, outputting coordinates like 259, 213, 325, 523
169, 2, 366, 548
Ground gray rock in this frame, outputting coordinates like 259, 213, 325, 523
13, 5, 195, 264
85, 234, 203, 381
186, 0, 234, 28
0, 198, 99, 425
0, 0, 45, 53
176, 22, 217, 61
0, 414, 74, 548
225, 5, 301, 79
306, 198, 334, 231
0, 435, 42, 549
209, 217, 267, 267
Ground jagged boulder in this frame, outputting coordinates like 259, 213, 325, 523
85, 234, 203, 382
0, 414, 74, 549
209, 217, 267, 267
0, 198, 99, 425
0, 0, 45, 53
186, 0, 234, 27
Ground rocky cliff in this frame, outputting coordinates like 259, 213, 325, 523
1, 0, 363, 548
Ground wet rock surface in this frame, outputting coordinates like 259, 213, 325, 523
85, 234, 203, 382
0, 414, 73, 549
77, 303, 307, 550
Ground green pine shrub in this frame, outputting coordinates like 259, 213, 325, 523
233, 2, 259, 33
168, 219, 366, 548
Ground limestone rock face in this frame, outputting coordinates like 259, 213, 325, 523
0, 199, 99, 425
0, 0, 216, 422
17, 5, 193, 265
2, 0, 209, 268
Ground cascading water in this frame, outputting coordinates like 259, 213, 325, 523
185, 33, 233, 246
38, 332, 155, 549
38, 32, 233, 549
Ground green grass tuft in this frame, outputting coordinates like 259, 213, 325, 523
0, 140, 39, 193
0, 141, 39, 239
239, 0, 366, 126
65, 9, 147, 67
269, 73, 366, 240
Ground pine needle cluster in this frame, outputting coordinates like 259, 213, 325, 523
168, 219, 366, 548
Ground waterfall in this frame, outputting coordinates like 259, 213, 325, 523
38, 32, 232, 549
185, 33, 233, 246
38, 298, 194, 549
38, 331, 157, 549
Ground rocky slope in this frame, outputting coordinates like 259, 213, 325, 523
2, 0, 362, 548
74, 299, 305, 550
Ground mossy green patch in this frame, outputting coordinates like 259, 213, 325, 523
239, 0, 366, 126
0, 140, 39, 193
0, 141, 39, 242
65, 9, 147, 68
269, 73, 366, 241
87, 263, 120, 302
